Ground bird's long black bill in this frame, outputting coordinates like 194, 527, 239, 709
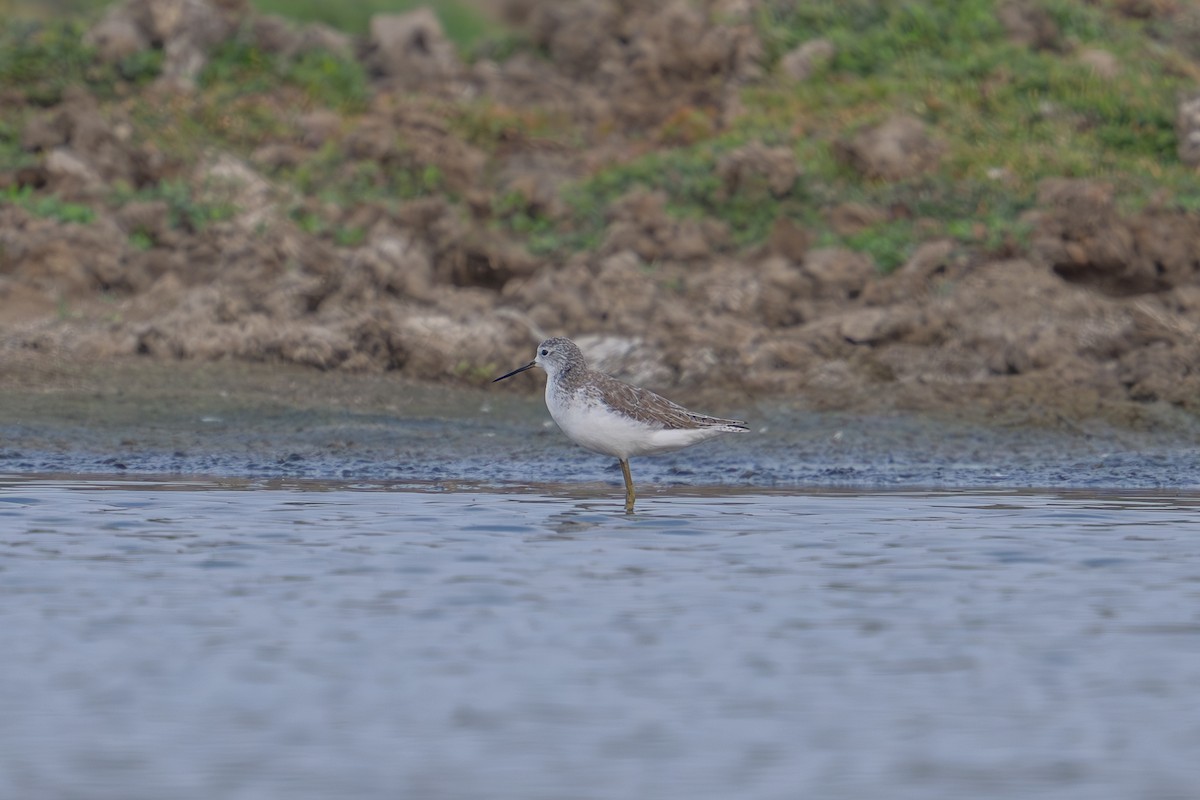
493, 361, 536, 382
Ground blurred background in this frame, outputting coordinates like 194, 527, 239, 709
1, 0, 494, 36
1, 0, 1199, 424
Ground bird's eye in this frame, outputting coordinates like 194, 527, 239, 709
540, 349, 548, 356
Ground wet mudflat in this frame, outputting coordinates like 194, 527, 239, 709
2, 358, 1200, 489
1, 479, 1199, 800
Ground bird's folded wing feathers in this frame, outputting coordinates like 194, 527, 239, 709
597, 377, 747, 430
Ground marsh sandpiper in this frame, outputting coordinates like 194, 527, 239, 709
494, 337, 748, 511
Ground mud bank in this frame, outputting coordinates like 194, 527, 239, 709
2, 357, 1198, 488
1, 0, 1199, 427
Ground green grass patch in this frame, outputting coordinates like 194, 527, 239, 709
250, 0, 493, 45
279, 143, 448, 243
501, 135, 1044, 269
570, 141, 788, 247
709, 0, 1197, 267
3, 0, 1199, 277
0, 117, 37, 172
0, 0, 112, 17
485, 0, 1195, 268
288, 209, 371, 247
1, 184, 96, 223
280, 142, 445, 205
128, 229, 154, 250
2, 0, 498, 45
750, 0, 1189, 182
200, 33, 369, 113
489, 188, 572, 256
0, 17, 162, 104
116, 32, 370, 161
111, 179, 236, 233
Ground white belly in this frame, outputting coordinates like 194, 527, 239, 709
547, 388, 727, 460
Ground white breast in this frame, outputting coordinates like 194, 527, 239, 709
546, 384, 731, 460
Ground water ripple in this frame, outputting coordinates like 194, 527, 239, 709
0, 478, 1198, 800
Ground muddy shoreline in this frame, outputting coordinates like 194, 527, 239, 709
2, 357, 1197, 489
2, 1, 1200, 428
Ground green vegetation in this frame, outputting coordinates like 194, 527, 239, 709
1, 0, 493, 46
0, 18, 162, 104
0, 118, 34, 173
111, 180, 236, 234
280, 144, 445, 242
1, 185, 96, 223
0, 0, 109, 17
199, 36, 369, 113
731, 0, 1195, 268
1, 0, 1198, 270
482, 0, 1199, 270
99, 35, 369, 169
252, 0, 491, 45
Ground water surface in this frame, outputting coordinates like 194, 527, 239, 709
2, 478, 1198, 800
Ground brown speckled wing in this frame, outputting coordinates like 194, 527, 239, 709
588, 372, 747, 431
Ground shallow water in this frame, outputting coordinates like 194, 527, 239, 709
2, 477, 1199, 800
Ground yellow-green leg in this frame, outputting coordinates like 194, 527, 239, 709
619, 458, 636, 512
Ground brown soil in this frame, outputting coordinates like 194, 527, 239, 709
2, 0, 1199, 430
